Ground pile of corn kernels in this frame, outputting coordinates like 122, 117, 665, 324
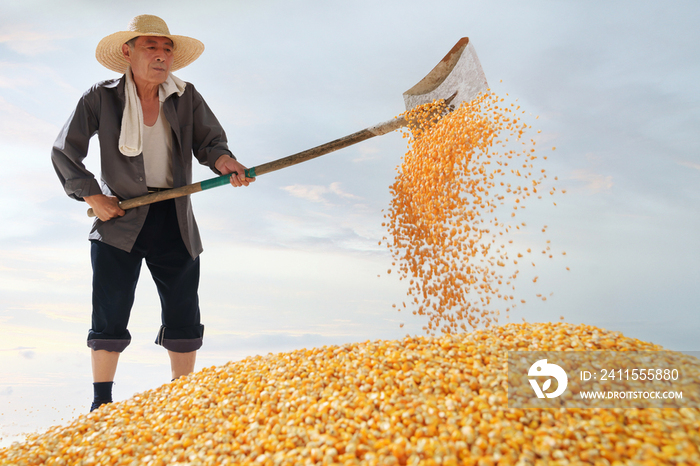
2, 322, 698, 465
383, 93, 564, 335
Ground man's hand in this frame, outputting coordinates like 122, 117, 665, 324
215, 155, 256, 187
84, 194, 125, 222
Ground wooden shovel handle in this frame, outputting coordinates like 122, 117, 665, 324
87, 115, 407, 218
250, 115, 405, 178
86, 173, 236, 218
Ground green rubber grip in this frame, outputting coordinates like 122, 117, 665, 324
200, 175, 232, 191
199, 168, 257, 191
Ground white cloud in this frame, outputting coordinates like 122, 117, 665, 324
0, 25, 69, 57
282, 184, 329, 203
0, 61, 76, 94
676, 160, 700, 171
281, 182, 363, 206
569, 169, 613, 193
352, 145, 382, 162
329, 182, 362, 200
0, 96, 58, 146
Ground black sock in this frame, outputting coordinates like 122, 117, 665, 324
91, 381, 114, 411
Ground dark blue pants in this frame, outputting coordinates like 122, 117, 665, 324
88, 199, 204, 353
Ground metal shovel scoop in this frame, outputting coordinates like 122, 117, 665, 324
88, 37, 488, 217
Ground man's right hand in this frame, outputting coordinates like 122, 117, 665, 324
84, 194, 125, 222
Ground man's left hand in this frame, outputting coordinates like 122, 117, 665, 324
215, 155, 256, 187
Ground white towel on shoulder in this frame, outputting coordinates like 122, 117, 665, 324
119, 66, 187, 157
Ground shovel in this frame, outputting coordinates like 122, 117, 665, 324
88, 37, 488, 217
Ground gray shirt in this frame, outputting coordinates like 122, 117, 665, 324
51, 75, 234, 258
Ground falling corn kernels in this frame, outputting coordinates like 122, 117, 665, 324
2, 322, 698, 465
382, 94, 565, 335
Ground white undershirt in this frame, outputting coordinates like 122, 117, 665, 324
142, 102, 173, 189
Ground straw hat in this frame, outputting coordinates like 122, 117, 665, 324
96, 15, 205, 73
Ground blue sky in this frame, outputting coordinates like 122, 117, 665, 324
1, 0, 699, 444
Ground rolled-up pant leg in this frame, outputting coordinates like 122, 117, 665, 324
88, 240, 142, 352
143, 200, 204, 353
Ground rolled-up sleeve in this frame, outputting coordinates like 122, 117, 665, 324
51, 91, 103, 201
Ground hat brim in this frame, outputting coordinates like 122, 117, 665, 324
96, 31, 205, 74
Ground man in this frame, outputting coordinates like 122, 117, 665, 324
51, 15, 254, 411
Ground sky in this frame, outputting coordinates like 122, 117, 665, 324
1, 0, 699, 446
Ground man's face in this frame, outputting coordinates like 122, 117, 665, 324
122, 36, 174, 87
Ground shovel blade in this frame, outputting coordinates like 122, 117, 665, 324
403, 38, 488, 111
